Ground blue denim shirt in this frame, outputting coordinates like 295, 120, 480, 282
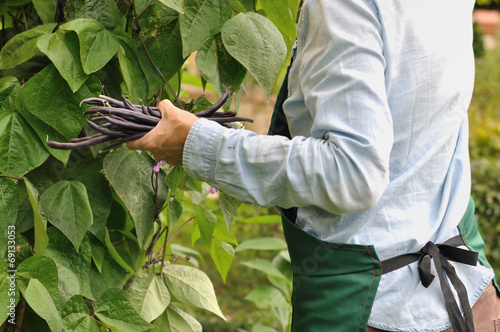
184, 0, 495, 330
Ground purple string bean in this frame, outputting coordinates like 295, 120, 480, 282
47, 89, 253, 152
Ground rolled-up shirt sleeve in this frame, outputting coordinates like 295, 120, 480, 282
183, 0, 393, 215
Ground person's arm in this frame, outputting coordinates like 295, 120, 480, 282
129, 0, 393, 215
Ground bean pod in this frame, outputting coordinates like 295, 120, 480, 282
47, 89, 253, 152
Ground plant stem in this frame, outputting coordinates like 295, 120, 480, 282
0, 174, 23, 181
159, 225, 169, 275
7, 12, 20, 32
90, 315, 108, 328
227, 0, 241, 14
136, 0, 153, 19
177, 69, 182, 100
145, 224, 168, 259
1, 16, 5, 49
21, 7, 28, 31
136, 33, 178, 103
124, 275, 136, 293
166, 217, 195, 244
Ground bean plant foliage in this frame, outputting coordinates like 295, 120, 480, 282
0, 0, 300, 330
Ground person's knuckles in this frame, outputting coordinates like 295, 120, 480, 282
157, 99, 176, 115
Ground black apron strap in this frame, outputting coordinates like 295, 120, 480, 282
381, 201, 480, 332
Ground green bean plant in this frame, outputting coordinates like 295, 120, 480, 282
469, 35, 500, 279
0, 0, 301, 330
235, 231, 292, 332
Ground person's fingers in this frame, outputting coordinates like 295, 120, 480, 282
125, 134, 148, 150
126, 100, 172, 151
125, 98, 197, 165
157, 99, 174, 116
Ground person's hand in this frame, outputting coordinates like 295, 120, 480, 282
126, 99, 198, 165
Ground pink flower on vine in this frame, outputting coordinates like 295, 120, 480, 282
153, 161, 167, 173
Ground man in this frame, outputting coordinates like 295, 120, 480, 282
128, 0, 499, 330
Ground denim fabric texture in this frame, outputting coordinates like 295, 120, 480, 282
183, 0, 495, 330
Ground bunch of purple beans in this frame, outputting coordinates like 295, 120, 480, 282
46, 89, 253, 152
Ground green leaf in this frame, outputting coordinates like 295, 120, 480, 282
0, 76, 20, 111
158, 0, 184, 13
210, 239, 234, 283
61, 295, 99, 332
221, 12, 287, 98
0, 23, 57, 69
287, 0, 301, 23
218, 191, 240, 235
94, 288, 153, 332
267, 251, 292, 298
127, 274, 171, 322
191, 221, 201, 246
165, 166, 184, 193
0, 177, 18, 257
14, 63, 93, 139
15, 110, 71, 167
15, 64, 102, 155
63, 160, 112, 242
259, 0, 295, 39
16, 255, 60, 311
0, 109, 49, 177
242, 258, 287, 279
239, 0, 255, 12
103, 147, 167, 248
149, 305, 202, 332
170, 244, 201, 268
64, 0, 126, 31
24, 177, 49, 255
180, 0, 232, 58
166, 197, 183, 229
33, 0, 57, 23
88, 234, 105, 272
181, 73, 216, 92
0, 260, 20, 326
235, 237, 287, 252
6, 0, 31, 7
113, 27, 149, 103
61, 18, 120, 74
184, 176, 203, 194
245, 285, 291, 310
24, 279, 63, 332
212, 210, 238, 245
195, 205, 217, 246
39, 180, 93, 251
227, 0, 246, 13
195, 35, 247, 95
37, 31, 89, 92
88, 254, 127, 300
15, 190, 33, 234
163, 264, 225, 320
15, 195, 33, 234
140, 18, 185, 84
104, 228, 138, 277
44, 228, 94, 304
7, 234, 32, 271
240, 214, 282, 224
251, 325, 280, 332
159, 201, 171, 232
135, 0, 179, 38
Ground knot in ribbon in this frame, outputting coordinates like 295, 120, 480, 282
381, 235, 479, 331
